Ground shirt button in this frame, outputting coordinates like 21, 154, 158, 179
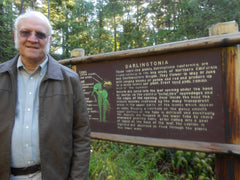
26, 126, 29, 129
27, 108, 31, 111
28, 92, 32, 95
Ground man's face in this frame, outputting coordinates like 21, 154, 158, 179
16, 16, 51, 62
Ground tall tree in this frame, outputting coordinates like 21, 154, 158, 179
2, 0, 240, 62
0, 0, 17, 62
105, 0, 123, 51
18, 0, 37, 14
119, 0, 137, 50
92, 0, 113, 54
67, 0, 95, 55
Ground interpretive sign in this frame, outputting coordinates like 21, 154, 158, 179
76, 48, 224, 143
61, 26, 240, 179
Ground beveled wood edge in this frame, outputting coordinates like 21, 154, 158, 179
59, 32, 240, 65
91, 132, 240, 155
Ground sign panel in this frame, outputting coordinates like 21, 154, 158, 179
77, 48, 225, 143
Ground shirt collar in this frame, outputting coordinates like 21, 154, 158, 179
0, 54, 64, 81
17, 56, 48, 76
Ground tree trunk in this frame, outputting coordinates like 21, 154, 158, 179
19, 0, 25, 15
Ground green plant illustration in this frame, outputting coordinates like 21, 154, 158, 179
91, 82, 110, 122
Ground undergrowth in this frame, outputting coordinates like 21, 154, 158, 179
89, 140, 215, 180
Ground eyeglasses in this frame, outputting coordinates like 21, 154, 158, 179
19, 30, 49, 40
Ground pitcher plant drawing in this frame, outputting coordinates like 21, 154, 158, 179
91, 82, 110, 122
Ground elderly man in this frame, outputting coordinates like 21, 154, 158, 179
0, 9, 91, 180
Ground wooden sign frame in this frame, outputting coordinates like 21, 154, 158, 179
60, 31, 240, 179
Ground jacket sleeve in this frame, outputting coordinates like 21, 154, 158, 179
69, 75, 91, 180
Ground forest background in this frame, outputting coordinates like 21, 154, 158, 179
1, 0, 240, 179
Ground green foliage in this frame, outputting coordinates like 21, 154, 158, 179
1, 0, 240, 61
0, 0, 17, 62
89, 140, 215, 180
89, 140, 161, 180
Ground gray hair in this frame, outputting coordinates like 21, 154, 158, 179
14, 8, 52, 53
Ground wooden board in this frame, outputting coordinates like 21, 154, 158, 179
76, 47, 226, 144
60, 33, 240, 155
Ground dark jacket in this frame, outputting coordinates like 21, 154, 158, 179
0, 55, 91, 180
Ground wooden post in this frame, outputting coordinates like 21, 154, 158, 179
209, 21, 240, 179
70, 48, 85, 72
209, 21, 239, 36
